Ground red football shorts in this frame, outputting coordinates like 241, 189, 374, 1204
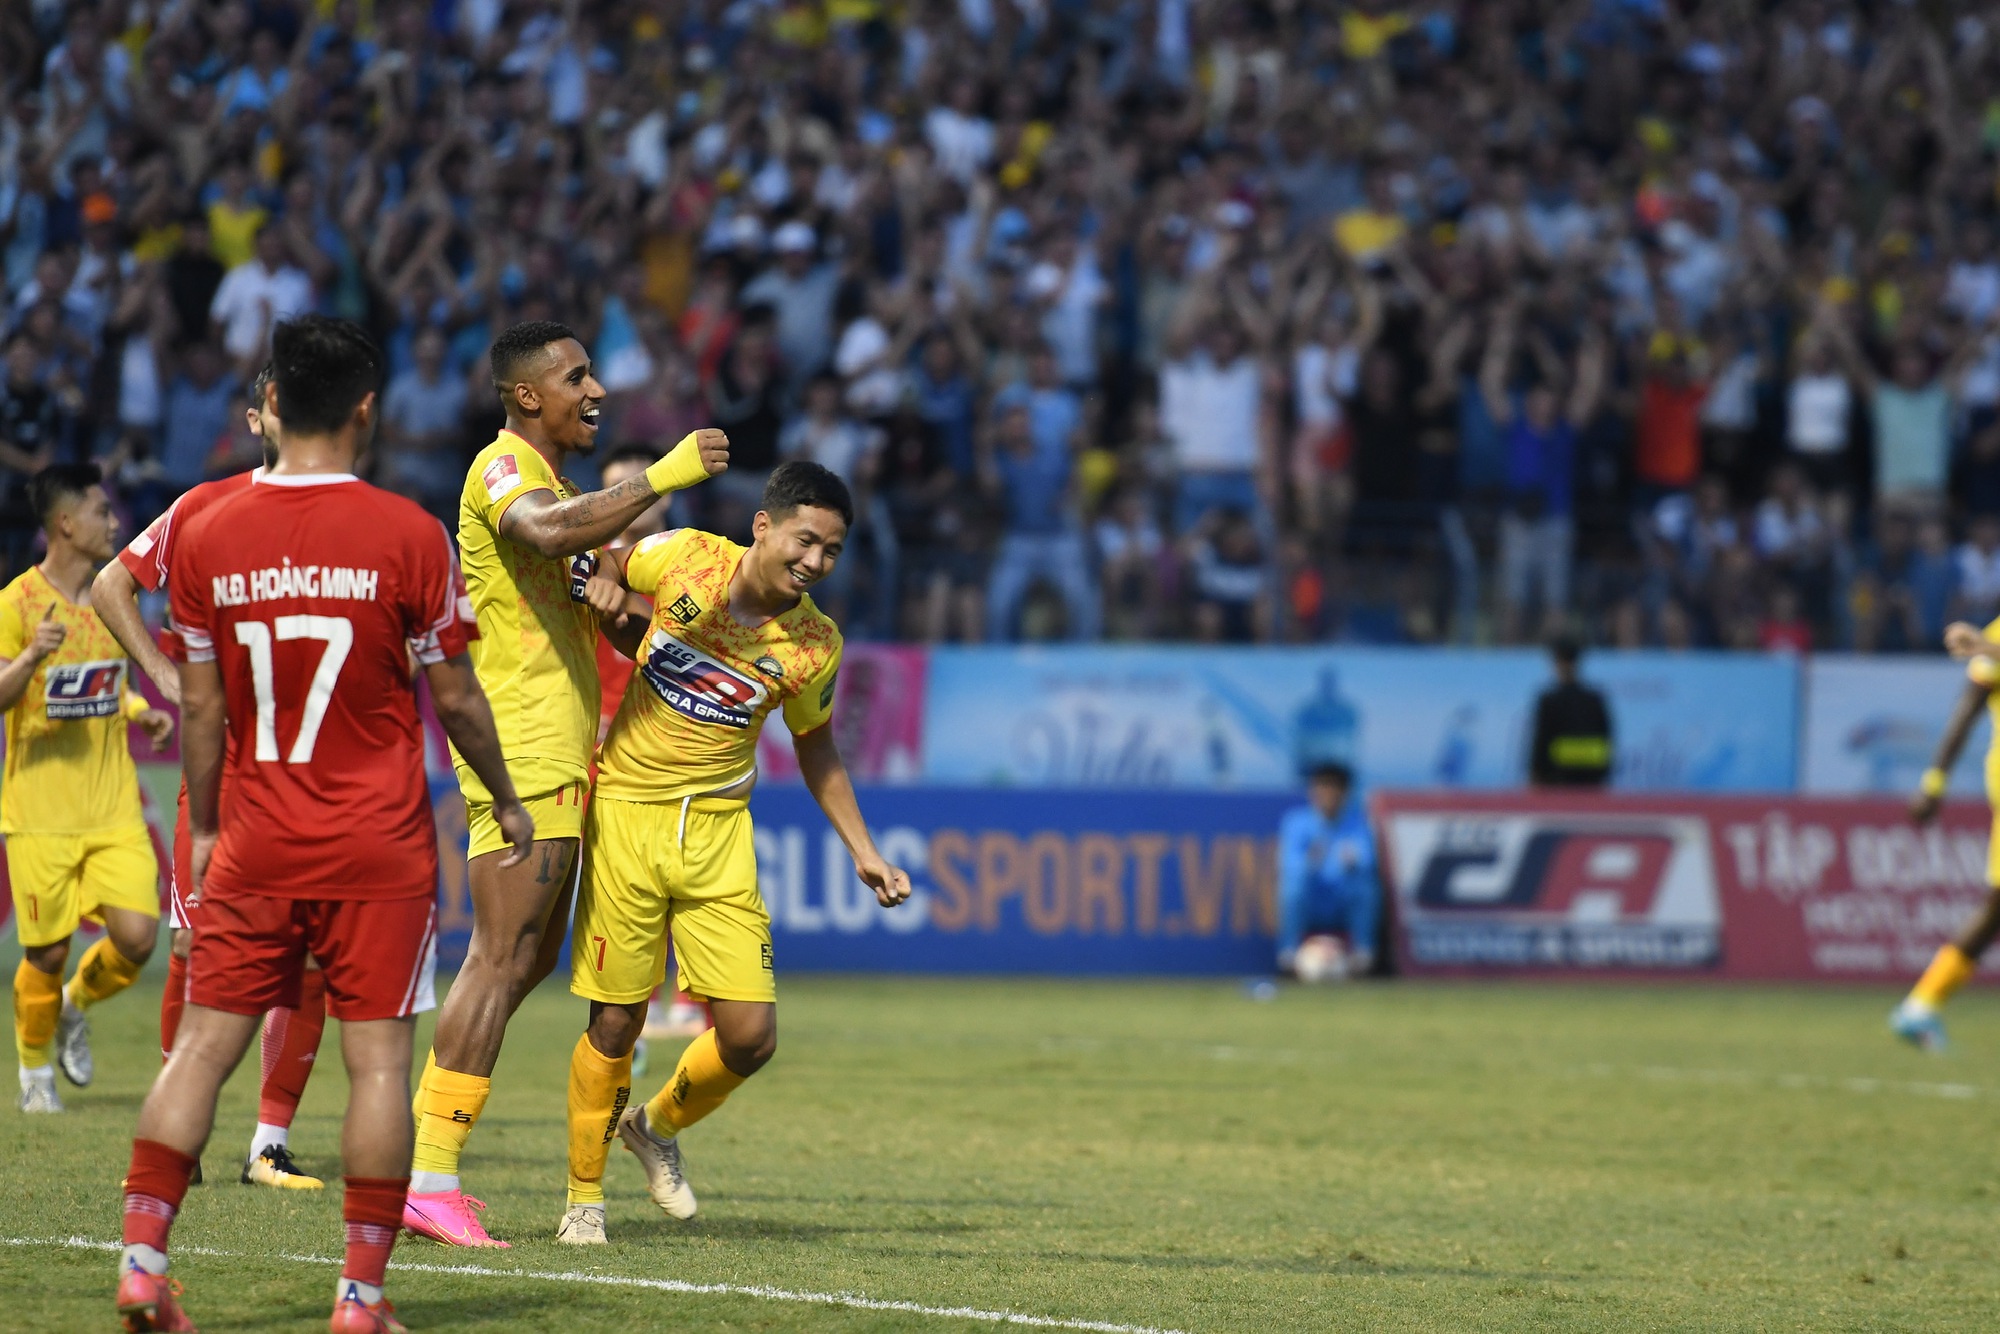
188, 891, 438, 1022
167, 799, 194, 931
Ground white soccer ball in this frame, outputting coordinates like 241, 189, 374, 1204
1294, 934, 1348, 984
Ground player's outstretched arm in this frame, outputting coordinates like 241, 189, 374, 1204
181, 658, 227, 890
424, 651, 535, 866
1912, 679, 1992, 824
794, 722, 911, 908
93, 558, 183, 707
499, 428, 728, 559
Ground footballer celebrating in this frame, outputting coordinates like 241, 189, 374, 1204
557, 461, 911, 1245
95, 364, 332, 1189
116, 317, 531, 1334
406, 321, 727, 1247
3, 464, 174, 1114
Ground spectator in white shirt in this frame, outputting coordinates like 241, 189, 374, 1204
208, 225, 314, 373
1955, 513, 2000, 623
1159, 316, 1272, 536
1947, 222, 2000, 326
924, 80, 994, 185
1784, 325, 1853, 497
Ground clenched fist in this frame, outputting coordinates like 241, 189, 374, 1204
693, 427, 730, 476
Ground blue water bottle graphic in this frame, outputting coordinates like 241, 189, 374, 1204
1433, 705, 1478, 785
1293, 667, 1359, 776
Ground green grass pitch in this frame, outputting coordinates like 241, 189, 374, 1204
4, 974, 2000, 1332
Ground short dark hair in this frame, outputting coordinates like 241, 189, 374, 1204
489, 320, 580, 400
762, 460, 853, 529
1307, 761, 1353, 787
271, 316, 383, 435
248, 360, 274, 409
29, 462, 102, 527
1549, 631, 1583, 666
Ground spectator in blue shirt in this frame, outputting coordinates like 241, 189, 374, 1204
1276, 762, 1380, 978
981, 398, 1099, 641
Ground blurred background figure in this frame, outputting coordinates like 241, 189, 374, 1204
1528, 634, 1614, 789
1276, 762, 1379, 982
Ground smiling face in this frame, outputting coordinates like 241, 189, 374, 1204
511, 337, 605, 453
748, 505, 848, 598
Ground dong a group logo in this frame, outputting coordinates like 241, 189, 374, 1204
1386, 812, 1721, 969
640, 631, 767, 729
44, 659, 126, 720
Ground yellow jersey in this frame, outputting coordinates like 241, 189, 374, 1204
596, 529, 841, 803
454, 431, 602, 779
1972, 615, 2000, 803
0, 567, 148, 834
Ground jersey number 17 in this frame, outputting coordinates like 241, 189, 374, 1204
233, 615, 353, 763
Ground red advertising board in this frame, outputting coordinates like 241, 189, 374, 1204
1374, 791, 1993, 982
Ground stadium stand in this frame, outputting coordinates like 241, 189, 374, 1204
6, 0, 2000, 648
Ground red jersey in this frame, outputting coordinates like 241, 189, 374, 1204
169, 473, 475, 902
119, 467, 261, 660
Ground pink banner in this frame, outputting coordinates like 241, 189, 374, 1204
1376, 791, 1992, 981
755, 644, 928, 785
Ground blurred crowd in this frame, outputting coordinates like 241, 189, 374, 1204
10, 0, 2000, 649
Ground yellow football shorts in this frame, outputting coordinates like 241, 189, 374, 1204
571, 794, 773, 1006
459, 758, 590, 858
6, 824, 159, 949
1989, 811, 2000, 888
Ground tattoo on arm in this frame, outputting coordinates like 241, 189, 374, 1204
505, 475, 661, 553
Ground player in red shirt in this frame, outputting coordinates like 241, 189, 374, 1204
95, 364, 333, 1192
115, 318, 532, 1334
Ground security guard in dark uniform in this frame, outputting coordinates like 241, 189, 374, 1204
1528, 633, 1613, 787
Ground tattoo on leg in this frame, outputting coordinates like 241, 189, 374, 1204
537, 844, 555, 885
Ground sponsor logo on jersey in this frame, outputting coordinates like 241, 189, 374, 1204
482, 453, 522, 504
668, 592, 701, 625
568, 551, 599, 602
640, 631, 767, 728
755, 656, 783, 678
819, 672, 837, 709
1387, 812, 1721, 969
44, 659, 125, 720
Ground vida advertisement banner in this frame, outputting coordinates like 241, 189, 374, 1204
918, 647, 1796, 793
1379, 791, 1992, 981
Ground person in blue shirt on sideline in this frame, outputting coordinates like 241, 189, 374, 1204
1277, 762, 1380, 977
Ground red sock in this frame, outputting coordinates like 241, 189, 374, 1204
123, 1139, 198, 1252
258, 967, 328, 1127
342, 1176, 408, 1289
160, 953, 188, 1061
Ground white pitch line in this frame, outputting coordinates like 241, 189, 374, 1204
6, 1236, 1191, 1334
1578, 1062, 1982, 1101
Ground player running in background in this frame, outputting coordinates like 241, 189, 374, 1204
556, 461, 911, 1244
95, 364, 331, 1189
1891, 615, 2000, 1050
406, 321, 727, 1248
3, 464, 174, 1113
115, 317, 530, 1334
594, 444, 713, 1060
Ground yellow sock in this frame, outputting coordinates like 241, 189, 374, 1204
566, 1035, 632, 1206
412, 1048, 438, 1120
64, 937, 144, 1010
643, 1029, 747, 1137
13, 960, 60, 1067
411, 1058, 491, 1179
1911, 944, 1977, 1009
